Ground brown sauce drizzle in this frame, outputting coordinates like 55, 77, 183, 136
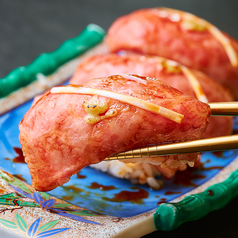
63, 185, 83, 193
13, 174, 27, 182
76, 173, 86, 179
207, 190, 214, 196
88, 182, 116, 191
164, 191, 182, 195
12, 147, 26, 163
157, 198, 167, 205
211, 151, 236, 159
200, 159, 223, 171
103, 187, 149, 203
202, 166, 223, 171
212, 151, 224, 157
173, 167, 206, 187
173, 161, 223, 187
62, 195, 74, 201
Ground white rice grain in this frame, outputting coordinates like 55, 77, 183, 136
147, 177, 162, 190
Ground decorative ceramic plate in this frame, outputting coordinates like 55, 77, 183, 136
1, 24, 238, 238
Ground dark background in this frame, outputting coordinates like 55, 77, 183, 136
1, 0, 238, 237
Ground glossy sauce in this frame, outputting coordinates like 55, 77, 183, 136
13, 174, 27, 182
12, 147, 26, 163
173, 167, 206, 187
157, 198, 167, 205
173, 161, 223, 187
62, 195, 74, 201
212, 150, 237, 159
202, 166, 223, 171
207, 189, 214, 196
164, 191, 182, 195
212, 151, 224, 157
88, 182, 116, 191
77, 173, 86, 179
61, 185, 88, 203
200, 159, 223, 171
63, 185, 83, 193
103, 187, 149, 203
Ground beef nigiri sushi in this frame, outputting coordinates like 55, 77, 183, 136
19, 75, 210, 191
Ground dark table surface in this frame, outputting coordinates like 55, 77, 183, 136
1, 0, 238, 237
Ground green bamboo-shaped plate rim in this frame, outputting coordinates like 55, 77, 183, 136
154, 168, 238, 230
0, 24, 106, 98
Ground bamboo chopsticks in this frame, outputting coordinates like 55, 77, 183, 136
105, 102, 238, 161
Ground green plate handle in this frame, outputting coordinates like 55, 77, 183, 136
154, 169, 238, 231
0, 24, 106, 98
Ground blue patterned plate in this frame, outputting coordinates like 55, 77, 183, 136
0, 98, 238, 218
